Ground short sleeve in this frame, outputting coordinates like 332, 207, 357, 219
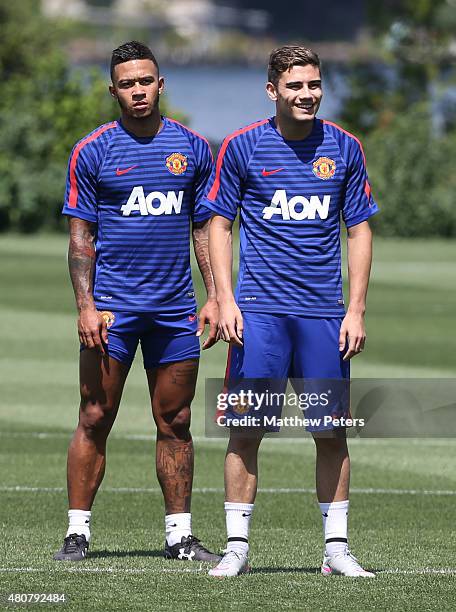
342, 139, 379, 228
202, 139, 244, 221
192, 138, 215, 223
62, 143, 98, 223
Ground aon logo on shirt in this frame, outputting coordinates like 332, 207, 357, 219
262, 189, 330, 220
121, 186, 184, 216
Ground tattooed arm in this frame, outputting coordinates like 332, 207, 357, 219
68, 216, 107, 354
192, 218, 218, 349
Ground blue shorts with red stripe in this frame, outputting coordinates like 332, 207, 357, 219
81, 310, 200, 369
223, 313, 350, 432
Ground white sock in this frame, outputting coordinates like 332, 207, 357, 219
319, 500, 349, 556
225, 501, 254, 556
165, 512, 192, 546
66, 509, 91, 542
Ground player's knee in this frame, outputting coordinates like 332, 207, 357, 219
228, 432, 263, 455
156, 405, 191, 440
79, 398, 116, 437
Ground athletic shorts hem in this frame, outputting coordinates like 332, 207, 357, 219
237, 306, 346, 317
93, 303, 198, 316
80, 345, 134, 367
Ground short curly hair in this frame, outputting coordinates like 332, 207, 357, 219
268, 46, 320, 85
110, 41, 159, 80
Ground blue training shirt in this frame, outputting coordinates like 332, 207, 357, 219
203, 117, 378, 317
62, 117, 213, 313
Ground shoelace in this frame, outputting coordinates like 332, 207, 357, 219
219, 550, 243, 565
333, 549, 363, 570
63, 534, 85, 553
181, 536, 208, 554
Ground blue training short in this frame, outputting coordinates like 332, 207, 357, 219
82, 310, 200, 369
223, 313, 350, 432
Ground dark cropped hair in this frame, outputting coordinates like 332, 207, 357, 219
110, 41, 159, 79
268, 46, 321, 85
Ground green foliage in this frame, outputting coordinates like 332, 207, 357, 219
340, 0, 456, 237
365, 105, 456, 237
0, 0, 174, 232
366, 0, 449, 33
0, 1, 113, 231
0, 71, 117, 231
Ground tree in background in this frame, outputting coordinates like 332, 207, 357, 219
367, 105, 456, 237
0, 0, 175, 232
0, 0, 114, 231
341, 0, 456, 133
339, 0, 456, 236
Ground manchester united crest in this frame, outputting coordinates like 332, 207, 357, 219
232, 396, 252, 416
312, 156, 336, 180
166, 152, 188, 175
100, 311, 115, 329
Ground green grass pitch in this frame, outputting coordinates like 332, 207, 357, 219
0, 234, 455, 611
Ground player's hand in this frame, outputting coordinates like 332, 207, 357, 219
218, 298, 243, 347
339, 311, 366, 361
78, 307, 108, 355
196, 298, 219, 350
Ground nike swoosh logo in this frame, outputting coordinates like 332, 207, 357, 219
242, 513, 251, 517
116, 165, 138, 176
261, 167, 284, 176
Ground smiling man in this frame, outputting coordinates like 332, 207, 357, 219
204, 46, 378, 577
54, 41, 220, 563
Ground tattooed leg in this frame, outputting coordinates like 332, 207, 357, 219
155, 440, 194, 513
147, 359, 199, 514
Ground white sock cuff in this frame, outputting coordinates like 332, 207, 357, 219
165, 513, 192, 546
68, 509, 91, 519
319, 500, 349, 513
165, 512, 192, 522
67, 509, 91, 541
224, 502, 254, 513
165, 513, 192, 532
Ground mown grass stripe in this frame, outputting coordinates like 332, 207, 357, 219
1, 431, 456, 447
2, 485, 455, 496
1, 567, 456, 576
